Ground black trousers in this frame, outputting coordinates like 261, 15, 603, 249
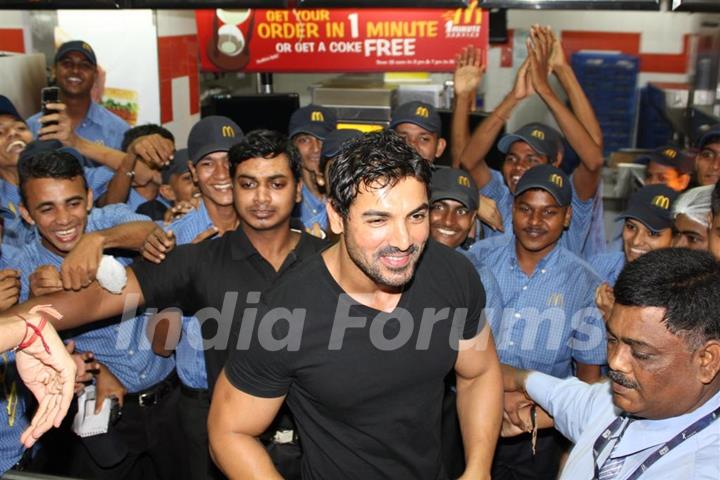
491, 429, 567, 480
177, 387, 225, 480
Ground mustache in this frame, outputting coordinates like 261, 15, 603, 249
608, 370, 639, 389
377, 245, 418, 257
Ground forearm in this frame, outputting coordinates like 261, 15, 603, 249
71, 136, 125, 170
96, 154, 136, 207
209, 432, 283, 480
0, 315, 29, 352
456, 361, 503, 477
451, 92, 474, 169
95, 221, 157, 252
554, 64, 603, 148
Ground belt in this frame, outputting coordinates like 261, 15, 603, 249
180, 384, 210, 401
125, 372, 178, 407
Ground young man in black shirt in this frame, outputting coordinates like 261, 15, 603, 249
209, 130, 503, 480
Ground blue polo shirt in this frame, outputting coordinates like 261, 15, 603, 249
478, 169, 599, 259
294, 183, 327, 232
165, 199, 216, 390
15, 204, 174, 393
464, 235, 607, 378
0, 167, 115, 248
589, 251, 626, 286
27, 102, 129, 154
0, 252, 27, 475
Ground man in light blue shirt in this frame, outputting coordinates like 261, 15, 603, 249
289, 105, 337, 234
504, 248, 720, 480
14, 148, 180, 480
27, 41, 129, 153
465, 164, 606, 480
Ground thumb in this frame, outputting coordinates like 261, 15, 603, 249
65, 340, 76, 354
192, 226, 219, 244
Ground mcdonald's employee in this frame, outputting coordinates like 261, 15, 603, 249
453, 26, 605, 259
637, 145, 692, 192
390, 100, 446, 163
464, 164, 606, 480
590, 184, 678, 287
694, 124, 720, 187
710, 181, 720, 261
288, 105, 337, 235
27, 41, 130, 153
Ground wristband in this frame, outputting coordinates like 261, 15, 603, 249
15, 314, 51, 355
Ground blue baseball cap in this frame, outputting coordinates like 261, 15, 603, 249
187, 116, 243, 164
514, 164, 572, 207
697, 124, 720, 149
288, 105, 337, 140
0, 95, 23, 122
389, 101, 442, 135
618, 184, 678, 232
55, 40, 97, 66
162, 148, 190, 184
498, 123, 562, 163
635, 146, 693, 174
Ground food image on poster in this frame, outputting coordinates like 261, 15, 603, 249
196, 0, 488, 73
102, 87, 139, 126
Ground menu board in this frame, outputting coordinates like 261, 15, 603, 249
196, 1, 489, 73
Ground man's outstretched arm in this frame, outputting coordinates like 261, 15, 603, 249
455, 324, 504, 480
208, 370, 285, 479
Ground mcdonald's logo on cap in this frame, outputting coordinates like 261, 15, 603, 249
663, 148, 677, 159
457, 175, 470, 187
311, 111, 324, 122
531, 129, 545, 140
549, 174, 563, 187
221, 125, 236, 138
415, 106, 430, 118
651, 195, 671, 210
82, 42, 92, 52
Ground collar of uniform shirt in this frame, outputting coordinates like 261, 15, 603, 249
84, 101, 105, 128
611, 387, 720, 458
507, 239, 563, 275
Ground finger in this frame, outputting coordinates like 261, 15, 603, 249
147, 233, 169, 254
60, 266, 73, 291
65, 340, 76, 354
142, 242, 165, 264
161, 230, 175, 248
0, 269, 20, 280
192, 226, 219, 244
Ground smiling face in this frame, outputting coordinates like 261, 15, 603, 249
330, 176, 429, 289
0, 114, 32, 170
430, 198, 476, 249
502, 142, 550, 193
189, 151, 233, 208
622, 218, 673, 263
233, 153, 300, 232
54, 51, 97, 99
512, 189, 570, 256
19, 176, 91, 256
672, 213, 709, 251
607, 304, 712, 419
393, 123, 446, 163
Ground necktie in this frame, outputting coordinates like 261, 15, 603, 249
597, 418, 633, 480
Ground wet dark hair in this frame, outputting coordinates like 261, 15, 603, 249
228, 129, 301, 181
614, 248, 720, 347
121, 124, 175, 152
19, 150, 87, 203
328, 129, 431, 219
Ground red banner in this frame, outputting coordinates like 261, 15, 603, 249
196, 2, 488, 73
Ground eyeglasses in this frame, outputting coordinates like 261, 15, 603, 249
699, 149, 720, 162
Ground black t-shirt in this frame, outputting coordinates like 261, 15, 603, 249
225, 239, 486, 480
136, 199, 168, 221
131, 227, 327, 390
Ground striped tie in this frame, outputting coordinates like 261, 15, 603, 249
598, 449, 626, 480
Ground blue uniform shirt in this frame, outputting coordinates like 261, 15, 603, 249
16, 204, 174, 393
464, 235, 607, 378
0, 253, 27, 475
295, 183, 328, 232
527, 372, 720, 479
27, 102, 129, 153
165, 200, 216, 389
589, 251, 626, 286
479, 169, 598, 259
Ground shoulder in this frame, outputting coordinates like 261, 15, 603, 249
465, 233, 512, 266
26, 112, 41, 129
417, 240, 484, 294
296, 231, 330, 255
91, 103, 130, 130
556, 246, 602, 286
263, 253, 327, 305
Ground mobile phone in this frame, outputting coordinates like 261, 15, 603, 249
41, 86, 60, 126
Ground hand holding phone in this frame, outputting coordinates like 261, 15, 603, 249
41, 87, 60, 126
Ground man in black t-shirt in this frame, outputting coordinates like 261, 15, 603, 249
208, 130, 503, 480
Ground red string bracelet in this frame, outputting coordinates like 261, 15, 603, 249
16, 313, 51, 355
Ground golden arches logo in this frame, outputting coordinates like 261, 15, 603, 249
221, 126, 236, 138
444, 0, 482, 25
547, 293, 564, 307
651, 195, 670, 210
311, 111, 325, 122
82, 42, 92, 52
549, 174, 563, 187
531, 129, 545, 140
457, 176, 470, 187
415, 106, 430, 118
663, 148, 677, 159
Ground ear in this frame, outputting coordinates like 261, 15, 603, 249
295, 179, 303, 204
188, 161, 198, 184
326, 198, 345, 236
159, 184, 176, 202
695, 340, 720, 385
86, 189, 94, 211
19, 203, 34, 226
563, 206, 573, 229
434, 138, 447, 159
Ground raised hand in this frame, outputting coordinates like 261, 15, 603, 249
129, 134, 174, 170
37, 102, 76, 147
512, 57, 534, 101
477, 195, 505, 233
527, 25, 553, 96
547, 27, 568, 73
454, 45, 484, 100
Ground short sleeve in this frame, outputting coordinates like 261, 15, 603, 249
130, 242, 200, 313
224, 303, 294, 398
87, 204, 151, 231
83, 166, 115, 199
570, 276, 607, 365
